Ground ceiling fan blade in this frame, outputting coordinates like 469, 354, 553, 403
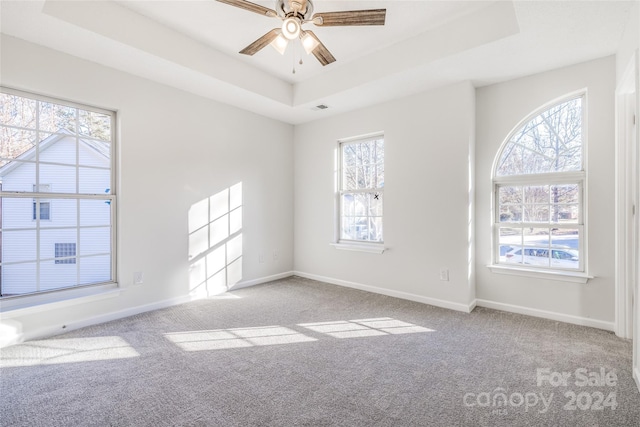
239, 29, 280, 56
305, 31, 336, 66
216, 0, 277, 17
312, 9, 386, 26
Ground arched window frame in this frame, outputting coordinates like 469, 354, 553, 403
491, 91, 589, 280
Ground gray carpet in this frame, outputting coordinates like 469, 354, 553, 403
1, 276, 639, 426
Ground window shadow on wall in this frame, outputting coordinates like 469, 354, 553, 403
188, 183, 242, 298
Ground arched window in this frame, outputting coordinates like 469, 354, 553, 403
493, 94, 585, 272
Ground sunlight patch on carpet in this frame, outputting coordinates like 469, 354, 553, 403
298, 317, 434, 339
165, 326, 317, 351
0, 336, 140, 367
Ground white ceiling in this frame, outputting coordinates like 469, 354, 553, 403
0, 1, 636, 124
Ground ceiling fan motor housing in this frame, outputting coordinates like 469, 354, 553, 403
276, 0, 313, 19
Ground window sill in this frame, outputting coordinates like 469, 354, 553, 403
0, 283, 121, 319
331, 242, 386, 254
488, 265, 593, 284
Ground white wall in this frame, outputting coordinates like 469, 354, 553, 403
616, 2, 639, 83
1, 35, 294, 343
293, 82, 476, 312
475, 57, 617, 328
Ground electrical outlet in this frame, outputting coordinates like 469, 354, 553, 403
439, 269, 449, 281
133, 271, 144, 285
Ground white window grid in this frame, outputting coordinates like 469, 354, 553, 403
0, 87, 117, 297
492, 92, 587, 273
338, 133, 384, 244
494, 173, 585, 272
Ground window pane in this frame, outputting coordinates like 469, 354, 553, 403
375, 139, 384, 164
369, 192, 383, 216
39, 101, 76, 134
79, 167, 110, 194
40, 228, 76, 261
342, 145, 357, 191
496, 97, 582, 176
1, 262, 37, 296
0, 128, 36, 166
354, 217, 368, 240
79, 199, 111, 227
1, 160, 37, 192
550, 228, 580, 270
369, 217, 383, 242
354, 193, 367, 216
523, 186, 549, 205
42, 199, 77, 228
78, 110, 111, 141
499, 186, 522, 204
79, 254, 111, 285
524, 205, 549, 222
1, 229, 37, 263
550, 228, 579, 249
40, 163, 76, 193
523, 186, 550, 222
341, 193, 354, 217
80, 228, 110, 256
0, 93, 36, 128
1, 198, 32, 229
341, 217, 355, 240
78, 139, 110, 168
499, 227, 521, 263
39, 133, 76, 165
41, 258, 78, 291
551, 184, 579, 223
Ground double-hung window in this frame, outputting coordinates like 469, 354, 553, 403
0, 88, 116, 297
338, 133, 384, 246
493, 94, 585, 274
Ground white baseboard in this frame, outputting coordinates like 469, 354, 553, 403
233, 271, 294, 290
634, 366, 640, 394
0, 271, 295, 348
475, 299, 615, 331
294, 271, 475, 313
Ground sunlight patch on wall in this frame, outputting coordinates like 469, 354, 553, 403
0, 336, 139, 367
165, 326, 317, 352
188, 183, 243, 298
298, 317, 434, 339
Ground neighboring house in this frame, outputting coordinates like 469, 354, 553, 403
0, 130, 111, 295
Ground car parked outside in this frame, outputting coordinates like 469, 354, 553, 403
504, 247, 579, 269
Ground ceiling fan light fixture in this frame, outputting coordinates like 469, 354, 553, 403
282, 17, 301, 40
270, 32, 289, 55
300, 31, 319, 54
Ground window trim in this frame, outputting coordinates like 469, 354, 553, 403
490, 92, 589, 279
333, 132, 385, 253
0, 86, 118, 303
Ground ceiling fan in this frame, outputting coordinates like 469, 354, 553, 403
216, 0, 386, 66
